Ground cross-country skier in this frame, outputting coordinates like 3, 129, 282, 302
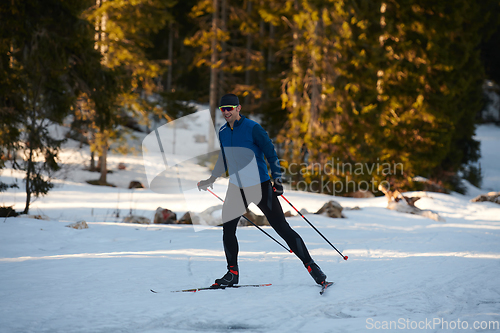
198, 93, 328, 288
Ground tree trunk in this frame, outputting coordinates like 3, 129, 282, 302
99, 142, 107, 184
23, 104, 37, 214
219, 0, 227, 97
244, 0, 252, 106
23, 145, 33, 214
265, 22, 274, 101
90, 151, 96, 171
208, 0, 219, 152
309, 17, 321, 135
258, 19, 265, 99
99, 0, 108, 64
291, 0, 299, 111
167, 21, 174, 92
267, 23, 274, 72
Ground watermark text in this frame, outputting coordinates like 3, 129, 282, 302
366, 317, 500, 330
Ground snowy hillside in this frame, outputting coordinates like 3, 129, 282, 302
1, 115, 500, 333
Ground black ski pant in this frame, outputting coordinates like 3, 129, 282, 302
221, 180, 313, 267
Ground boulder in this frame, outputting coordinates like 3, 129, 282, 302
66, 220, 89, 229
153, 207, 177, 224
177, 212, 193, 224
128, 181, 144, 189
19, 214, 50, 220
188, 206, 270, 227
471, 192, 500, 204
351, 190, 375, 198
239, 210, 269, 226
123, 215, 151, 224
315, 201, 344, 218
191, 205, 223, 227
0, 206, 18, 217
118, 162, 127, 170
284, 211, 294, 217
299, 208, 309, 215
379, 184, 445, 222
387, 201, 445, 222
194, 134, 207, 143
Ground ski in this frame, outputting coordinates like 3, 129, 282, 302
151, 283, 272, 293
319, 281, 334, 295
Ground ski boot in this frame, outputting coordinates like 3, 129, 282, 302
305, 260, 327, 285
212, 265, 239, 287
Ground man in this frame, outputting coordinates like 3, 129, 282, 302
198, 93, 328, 287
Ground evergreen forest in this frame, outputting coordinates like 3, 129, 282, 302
1, 0, 499, 213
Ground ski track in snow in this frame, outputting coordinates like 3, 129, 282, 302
0, 123, 499, 332
1, 208, 500, 333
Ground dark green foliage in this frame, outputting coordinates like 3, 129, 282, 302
478, 0, 500, 85
462, 164, 483, 190
1, 0, 497, 202
271, 0, 493, 194
0, 206, 19, 218
0, 0, 118, 213
159, 90, 197, 120
147, 0, 208, 100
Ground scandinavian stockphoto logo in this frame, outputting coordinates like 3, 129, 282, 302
141, 109, 261, 232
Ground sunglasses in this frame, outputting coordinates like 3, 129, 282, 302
219, 105, 238, 112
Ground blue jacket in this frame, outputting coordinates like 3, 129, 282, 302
211, 115, 281, 186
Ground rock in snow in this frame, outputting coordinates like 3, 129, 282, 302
239, 210, 270, 226
471, 191, 500, 204
351, 190, 375, 198
379, 184, 445, 222
128, 181, 144, 189
123, 215, 151, 224
190, 205, 223, 227
66, 220, 89, 229
153, 207, 177, 224
177, 212, 193, 224
315, 200, 345, 218
387, 201, 445, 222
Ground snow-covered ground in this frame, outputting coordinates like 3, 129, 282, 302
1, 119, 500, 333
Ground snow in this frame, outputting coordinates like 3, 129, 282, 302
476, 124, 500, 192
1, 117, 500, 332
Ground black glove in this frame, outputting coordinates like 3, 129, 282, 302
198, 176, 217, 191
273, 178, 284, 196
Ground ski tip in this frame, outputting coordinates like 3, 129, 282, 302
150, 289, 158, 293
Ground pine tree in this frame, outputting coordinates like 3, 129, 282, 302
272, 0, 380, 193
276, 0, 491, 194
186, 0, 266, 105
83, 0, 175, 184
0, 5, 22, 189
0, 0, 115, 213
377, 0, 487, 190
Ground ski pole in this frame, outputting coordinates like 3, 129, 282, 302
205, 188, 293, 254
279, 194, 348, 260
